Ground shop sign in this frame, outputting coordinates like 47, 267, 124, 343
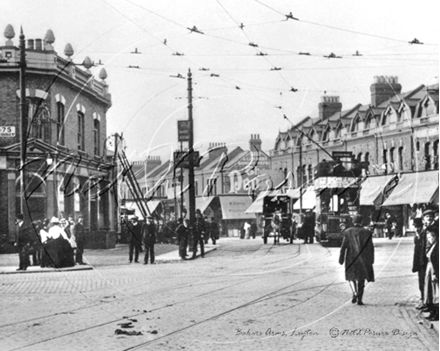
314, 177, 359, 189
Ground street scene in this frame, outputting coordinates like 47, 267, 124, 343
0, 0, 439, 350
0, 237, 439, 351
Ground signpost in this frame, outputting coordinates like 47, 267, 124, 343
177, 120, 190, 142
173, 150, 200, 168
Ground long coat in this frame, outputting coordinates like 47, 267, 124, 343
128, 222, 144, 247
339, 224, 375, 282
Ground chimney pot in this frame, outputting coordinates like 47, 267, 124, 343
27, 39, 34, 50
35, 39, 42, 50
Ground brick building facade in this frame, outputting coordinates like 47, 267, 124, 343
0, 25, 116, 242
271, 76, 438, 185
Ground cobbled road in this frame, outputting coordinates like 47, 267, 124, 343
0, 237, 438, 351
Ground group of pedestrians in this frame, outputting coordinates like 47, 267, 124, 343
175, 209, 219, 260
412, 209, 439, 321
127, 215, 156, 264
14, 213, 86, 271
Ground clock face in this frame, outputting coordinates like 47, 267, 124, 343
105, 135, 115, 151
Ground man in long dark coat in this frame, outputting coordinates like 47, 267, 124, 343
128, 216, 143, 263
339, 214, 375, 305
416, 209, 436, 311
412, 218, 425, 306
176, 218, 189, 259
73, 215, 86, 265
192, 209, 206, 259
15, 213, 31, 271
143, 216, 156, 264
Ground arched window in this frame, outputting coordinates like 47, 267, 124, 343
434, 140, 439, 170
425, 142, 431, 170
351, 117, 359, 132
389, 147, 395, 172
398, 147, 404, 171
322, 128, 329, 142
30, 101, 51, 143
381, 113, 388, 126
382, 150, 388, 175
77, 112, 85, 151
307, 165, 313, 183
335, 125, 343, 139
57, 102, 65, 145
365, 115, 377, 130
94, 119, 100, 155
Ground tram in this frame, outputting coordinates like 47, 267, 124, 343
262, 193, 293, 244
314, 156, 365, 246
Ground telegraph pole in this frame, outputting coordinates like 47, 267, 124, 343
19, 27, 27, 215
187, 69, 196, 240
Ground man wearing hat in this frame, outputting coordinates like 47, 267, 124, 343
414, 209, 436, 310
73, 215, 86, 265
339, 214, 375, 305
143, 216, 156, 264
192, 209, 206, 259
128, 216, 144, 263
412, 218, 425, 307
14, 213, 31, 271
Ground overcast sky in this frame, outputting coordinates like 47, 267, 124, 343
2, 0, 438, 162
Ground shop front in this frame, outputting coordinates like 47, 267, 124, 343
218, 195, 255, 237
381, 171, 439, 235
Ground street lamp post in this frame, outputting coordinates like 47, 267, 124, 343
187, 69, 196, 240
19, 27, 27, 216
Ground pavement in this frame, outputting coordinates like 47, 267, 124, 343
0, 243, 218, 274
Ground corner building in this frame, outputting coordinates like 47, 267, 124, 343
0, 25, 116, 242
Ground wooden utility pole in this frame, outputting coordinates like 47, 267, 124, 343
187, 69, 195, 240
19, 27, 27, 216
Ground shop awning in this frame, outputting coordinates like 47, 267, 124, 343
219, 195, 255, 220
293, 186, 316, 210
245, 188, 301, 213
382, 171, 439, 207
125, 200, 162, 218
195, 196, 216, 214
244, 193, 265, 214
285, 188, 301, 199
359, 175, 393, 206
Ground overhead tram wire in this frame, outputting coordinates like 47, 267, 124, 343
101, 0, 201, 69
253, 0, 435, 45
213, 0, 292, 89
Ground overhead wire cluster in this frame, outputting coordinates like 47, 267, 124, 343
97, 0, 437, 132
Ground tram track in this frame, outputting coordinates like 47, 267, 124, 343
3, 243, 334, 351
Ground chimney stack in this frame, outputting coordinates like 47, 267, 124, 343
370, 76, 401, 107
249, 134, 262, 151
318, 96, 342, 121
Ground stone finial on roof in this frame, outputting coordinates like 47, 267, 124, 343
44, 29, 55, 45
83, 56, 93, 70
64, 43, 74, 58
4, 24, 15, 45
99, 67, 108, 80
